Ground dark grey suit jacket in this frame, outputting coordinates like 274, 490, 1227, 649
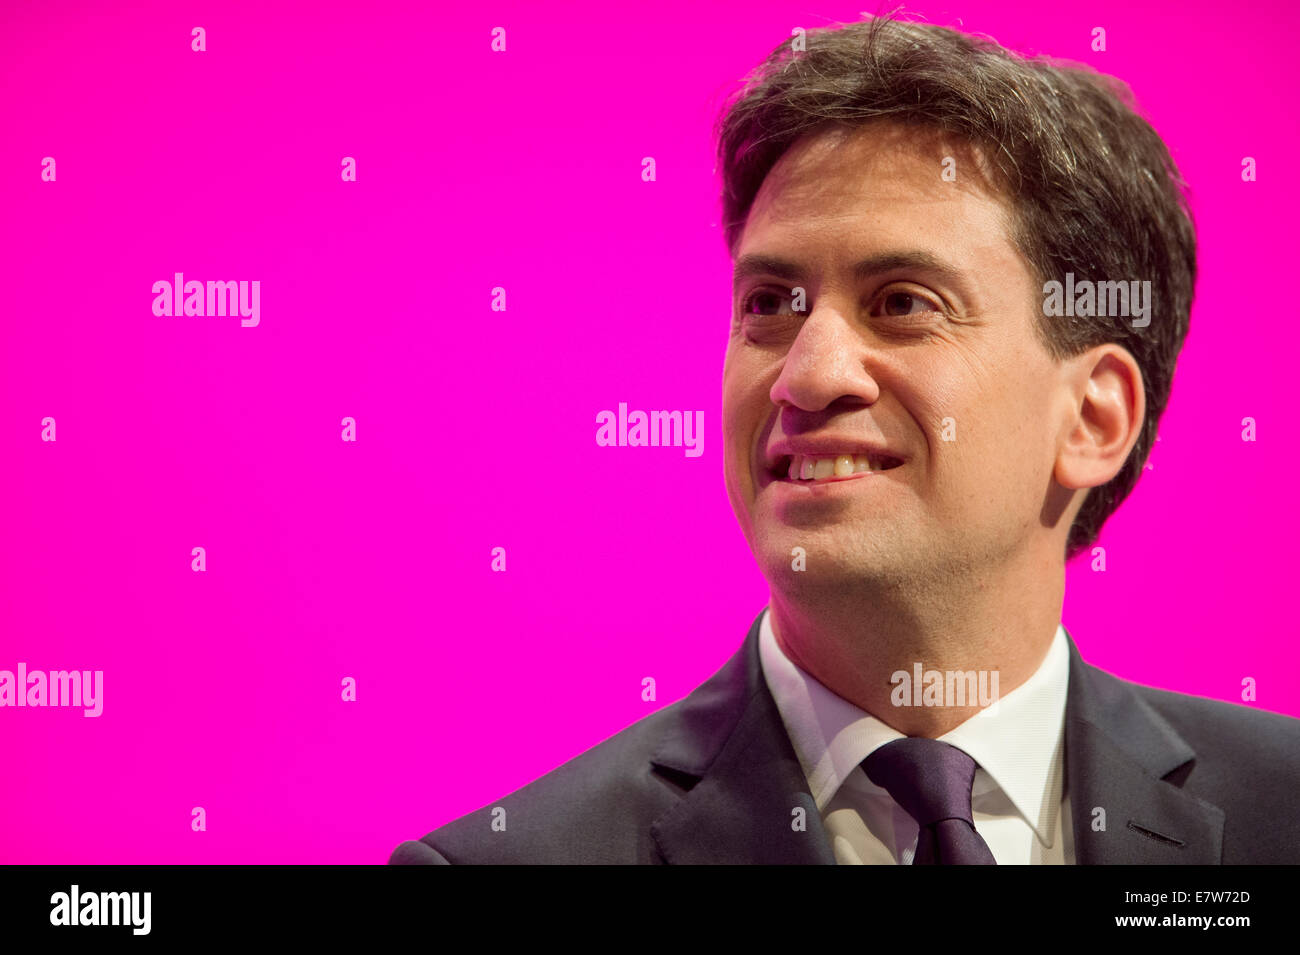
390, 611, 1300, 864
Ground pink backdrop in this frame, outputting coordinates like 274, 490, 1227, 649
3, 0, 1297, 863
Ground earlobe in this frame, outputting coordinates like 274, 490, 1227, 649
1054, 347, 1145, 491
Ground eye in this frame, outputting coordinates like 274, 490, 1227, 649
875, 290, 942, 317
740, 287, 800, 317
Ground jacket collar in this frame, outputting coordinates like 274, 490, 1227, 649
648, 610, 1224, 864
1062, 630, 1224, 863
649, 610, 836, 864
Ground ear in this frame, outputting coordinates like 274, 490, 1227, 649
1054, 344, 1145, 491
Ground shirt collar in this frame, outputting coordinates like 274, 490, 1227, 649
758, 606, 1069, 848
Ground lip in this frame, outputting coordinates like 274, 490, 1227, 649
761, 466, 895, 494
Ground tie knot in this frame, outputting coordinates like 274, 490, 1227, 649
862, 737, 978, 828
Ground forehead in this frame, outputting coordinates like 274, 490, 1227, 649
739, 120, 1018, 262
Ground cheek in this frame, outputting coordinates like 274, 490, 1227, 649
721, 396, 749, 461
895, 357, 1010, 496
723, 357, 771, 440
890, 358, 972, 452
940, 377, 1057, 499
721, 399, 758, 500
912, 341, 1028, 432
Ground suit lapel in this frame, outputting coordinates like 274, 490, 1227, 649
1063, 631, 1224, 863
649, 611, 836, 864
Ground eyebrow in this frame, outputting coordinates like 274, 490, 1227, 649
731, 250, 974, 302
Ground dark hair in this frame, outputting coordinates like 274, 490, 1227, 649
714, 15, 1197, 558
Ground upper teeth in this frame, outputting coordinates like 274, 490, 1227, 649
786, 454, 884, 480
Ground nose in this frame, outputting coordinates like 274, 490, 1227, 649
768, 300, 882, 412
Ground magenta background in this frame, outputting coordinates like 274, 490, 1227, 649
2, 0, 1297, 864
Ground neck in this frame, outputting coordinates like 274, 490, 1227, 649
768, 546, 1063, 737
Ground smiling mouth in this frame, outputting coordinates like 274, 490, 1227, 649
771, 453, 904, 483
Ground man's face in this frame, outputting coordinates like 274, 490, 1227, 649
722, 121, 1071, 592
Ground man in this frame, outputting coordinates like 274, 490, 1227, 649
390, 16, 1300, 864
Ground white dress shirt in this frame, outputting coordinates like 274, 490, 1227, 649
758, 606, 1074, 864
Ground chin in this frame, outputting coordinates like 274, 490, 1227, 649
758, 531, 883, 577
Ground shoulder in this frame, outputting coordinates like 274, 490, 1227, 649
389, 621, 766, 865
1119, 677, 1300, 851
1128, 679, 1300, 763
389, 700, 690, 865
1070, 642, 1300, 785
1064, 655, 1300, 862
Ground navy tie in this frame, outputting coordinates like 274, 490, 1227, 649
862, 737, 997, 865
